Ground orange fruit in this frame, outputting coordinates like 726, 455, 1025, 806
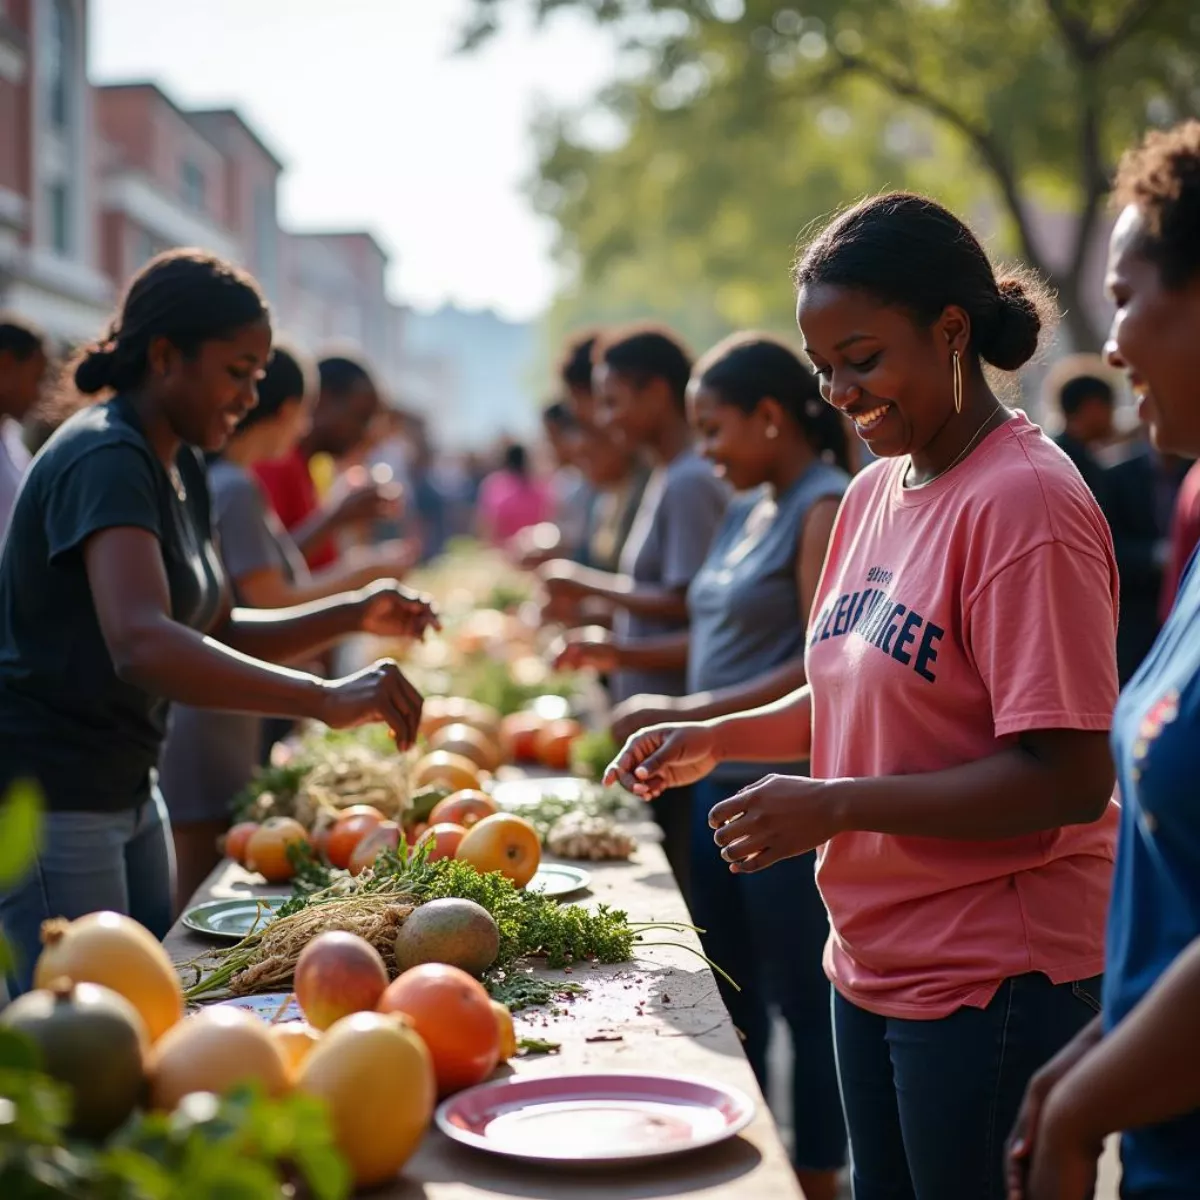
419, 697, 501, 743
377, 964, 500, 1095
223, 822, 259, 866
534, 718, 583, 770
490, 1000, 517, 1062
269, 1021, 321, 1080
416, 822, 468, 862
428, 724, 502, 772
299, 1011, 435, 1187
456, 813, 541, 888
412, 751, 483, 793
428, 789, 498, 829
348, 821, 402, 876
499, 712, 545, 764
326, 806, 386, 870
244, 817, 311, 884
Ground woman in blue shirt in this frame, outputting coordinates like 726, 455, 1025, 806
1008, 120, 1200, 1200
578, 334, 852, 1198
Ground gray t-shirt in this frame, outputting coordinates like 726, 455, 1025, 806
687, 460, 847, 776
612, 448, 728, 702
158, 459, 309, 823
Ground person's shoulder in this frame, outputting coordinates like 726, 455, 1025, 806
964, 414, 1112, 553
208, 458, 261, 507
30, 400, 152, 480
804, 460, 851, 500
665, 450, 724, 496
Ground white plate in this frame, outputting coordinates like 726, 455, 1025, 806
490, 776, 588, 810
526, 863, 591, 899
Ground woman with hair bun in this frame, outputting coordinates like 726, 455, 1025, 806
0, 250, 435, 993
608, 194, 1120, 1198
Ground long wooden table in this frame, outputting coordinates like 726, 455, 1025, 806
164, 830, 804, 1200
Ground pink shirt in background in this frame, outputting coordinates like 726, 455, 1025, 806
805, 412, 1120, 1019
478, 469, 553, 546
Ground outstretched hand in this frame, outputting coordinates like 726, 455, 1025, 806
604, 722, 721, 800
356, 580, 441, 641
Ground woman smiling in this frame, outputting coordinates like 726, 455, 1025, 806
608, 194, 1120, 1199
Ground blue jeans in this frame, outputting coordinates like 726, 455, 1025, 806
692, 776, 846, 1171
0, 789, 175, 995
834, 972, 1103, 1200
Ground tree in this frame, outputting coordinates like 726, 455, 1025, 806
465, 0, 1200, 350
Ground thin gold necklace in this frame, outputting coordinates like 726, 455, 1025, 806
904, 404, 1005, 490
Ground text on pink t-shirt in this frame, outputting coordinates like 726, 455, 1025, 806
805, 412, 1120, 1018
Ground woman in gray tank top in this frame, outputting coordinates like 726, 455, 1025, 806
612, 335, 852, 1198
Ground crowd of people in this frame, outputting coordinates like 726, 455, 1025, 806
0, 115, 1199, 1200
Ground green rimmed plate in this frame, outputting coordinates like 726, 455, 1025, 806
182, 896, 288, 941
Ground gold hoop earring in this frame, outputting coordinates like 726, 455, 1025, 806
952, 350, 963, 415
765, 424, 779, 440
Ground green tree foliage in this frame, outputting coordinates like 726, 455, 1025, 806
467, 1, 1200, 351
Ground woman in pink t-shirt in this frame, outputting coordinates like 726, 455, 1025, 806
607, 194, 1120, 1200
476, 443, 553, 547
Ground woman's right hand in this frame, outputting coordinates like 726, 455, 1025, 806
319, 659, 423, 748
604, 722, 722, 800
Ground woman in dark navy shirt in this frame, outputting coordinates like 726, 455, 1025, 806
0, 251, 433, 992
1009, 120, 1200, 1200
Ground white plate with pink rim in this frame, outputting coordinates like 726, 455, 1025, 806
435, 1072, 756, 1167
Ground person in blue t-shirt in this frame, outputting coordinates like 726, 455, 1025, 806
1008, 120, 1200, 1200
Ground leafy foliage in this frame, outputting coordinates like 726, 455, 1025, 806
467, 0, 1200, 351
0, 1030, 349, 1200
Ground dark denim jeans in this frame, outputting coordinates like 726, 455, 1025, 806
834, 971, 1103, 1200
0, 788, 175, 995
692, 775, 846, 1171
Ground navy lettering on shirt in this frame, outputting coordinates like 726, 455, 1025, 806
813, 566, 945, 683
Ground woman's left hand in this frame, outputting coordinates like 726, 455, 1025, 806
709, 774, 845, 872
1023, 1091, 1103, 1200
356, 581, 441, 641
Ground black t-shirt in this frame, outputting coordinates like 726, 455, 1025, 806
0, 396, 225, 811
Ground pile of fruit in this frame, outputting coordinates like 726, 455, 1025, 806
1, 910, 526, 1192
224, 695, 632, 885
225, 796, 543, 891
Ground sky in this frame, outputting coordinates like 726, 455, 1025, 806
89, 0, 619, 323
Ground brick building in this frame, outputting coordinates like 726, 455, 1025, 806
94, 82, 237, 284
0, 0, 111, 342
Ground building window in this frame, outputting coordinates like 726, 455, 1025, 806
181, 160, 206, 212
42, 0, 73, 132
45, 182, 70, 254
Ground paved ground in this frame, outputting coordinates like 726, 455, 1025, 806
763, 1015, 1121, 1199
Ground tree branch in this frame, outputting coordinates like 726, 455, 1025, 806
835, 52, 1048, 281
1042, 0, 1164, 62
1098, 0, 1164, 56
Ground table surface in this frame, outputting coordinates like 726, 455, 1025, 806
164, 830, 804, 1200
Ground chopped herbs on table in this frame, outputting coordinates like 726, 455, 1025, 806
516, 1037, 562, 1056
